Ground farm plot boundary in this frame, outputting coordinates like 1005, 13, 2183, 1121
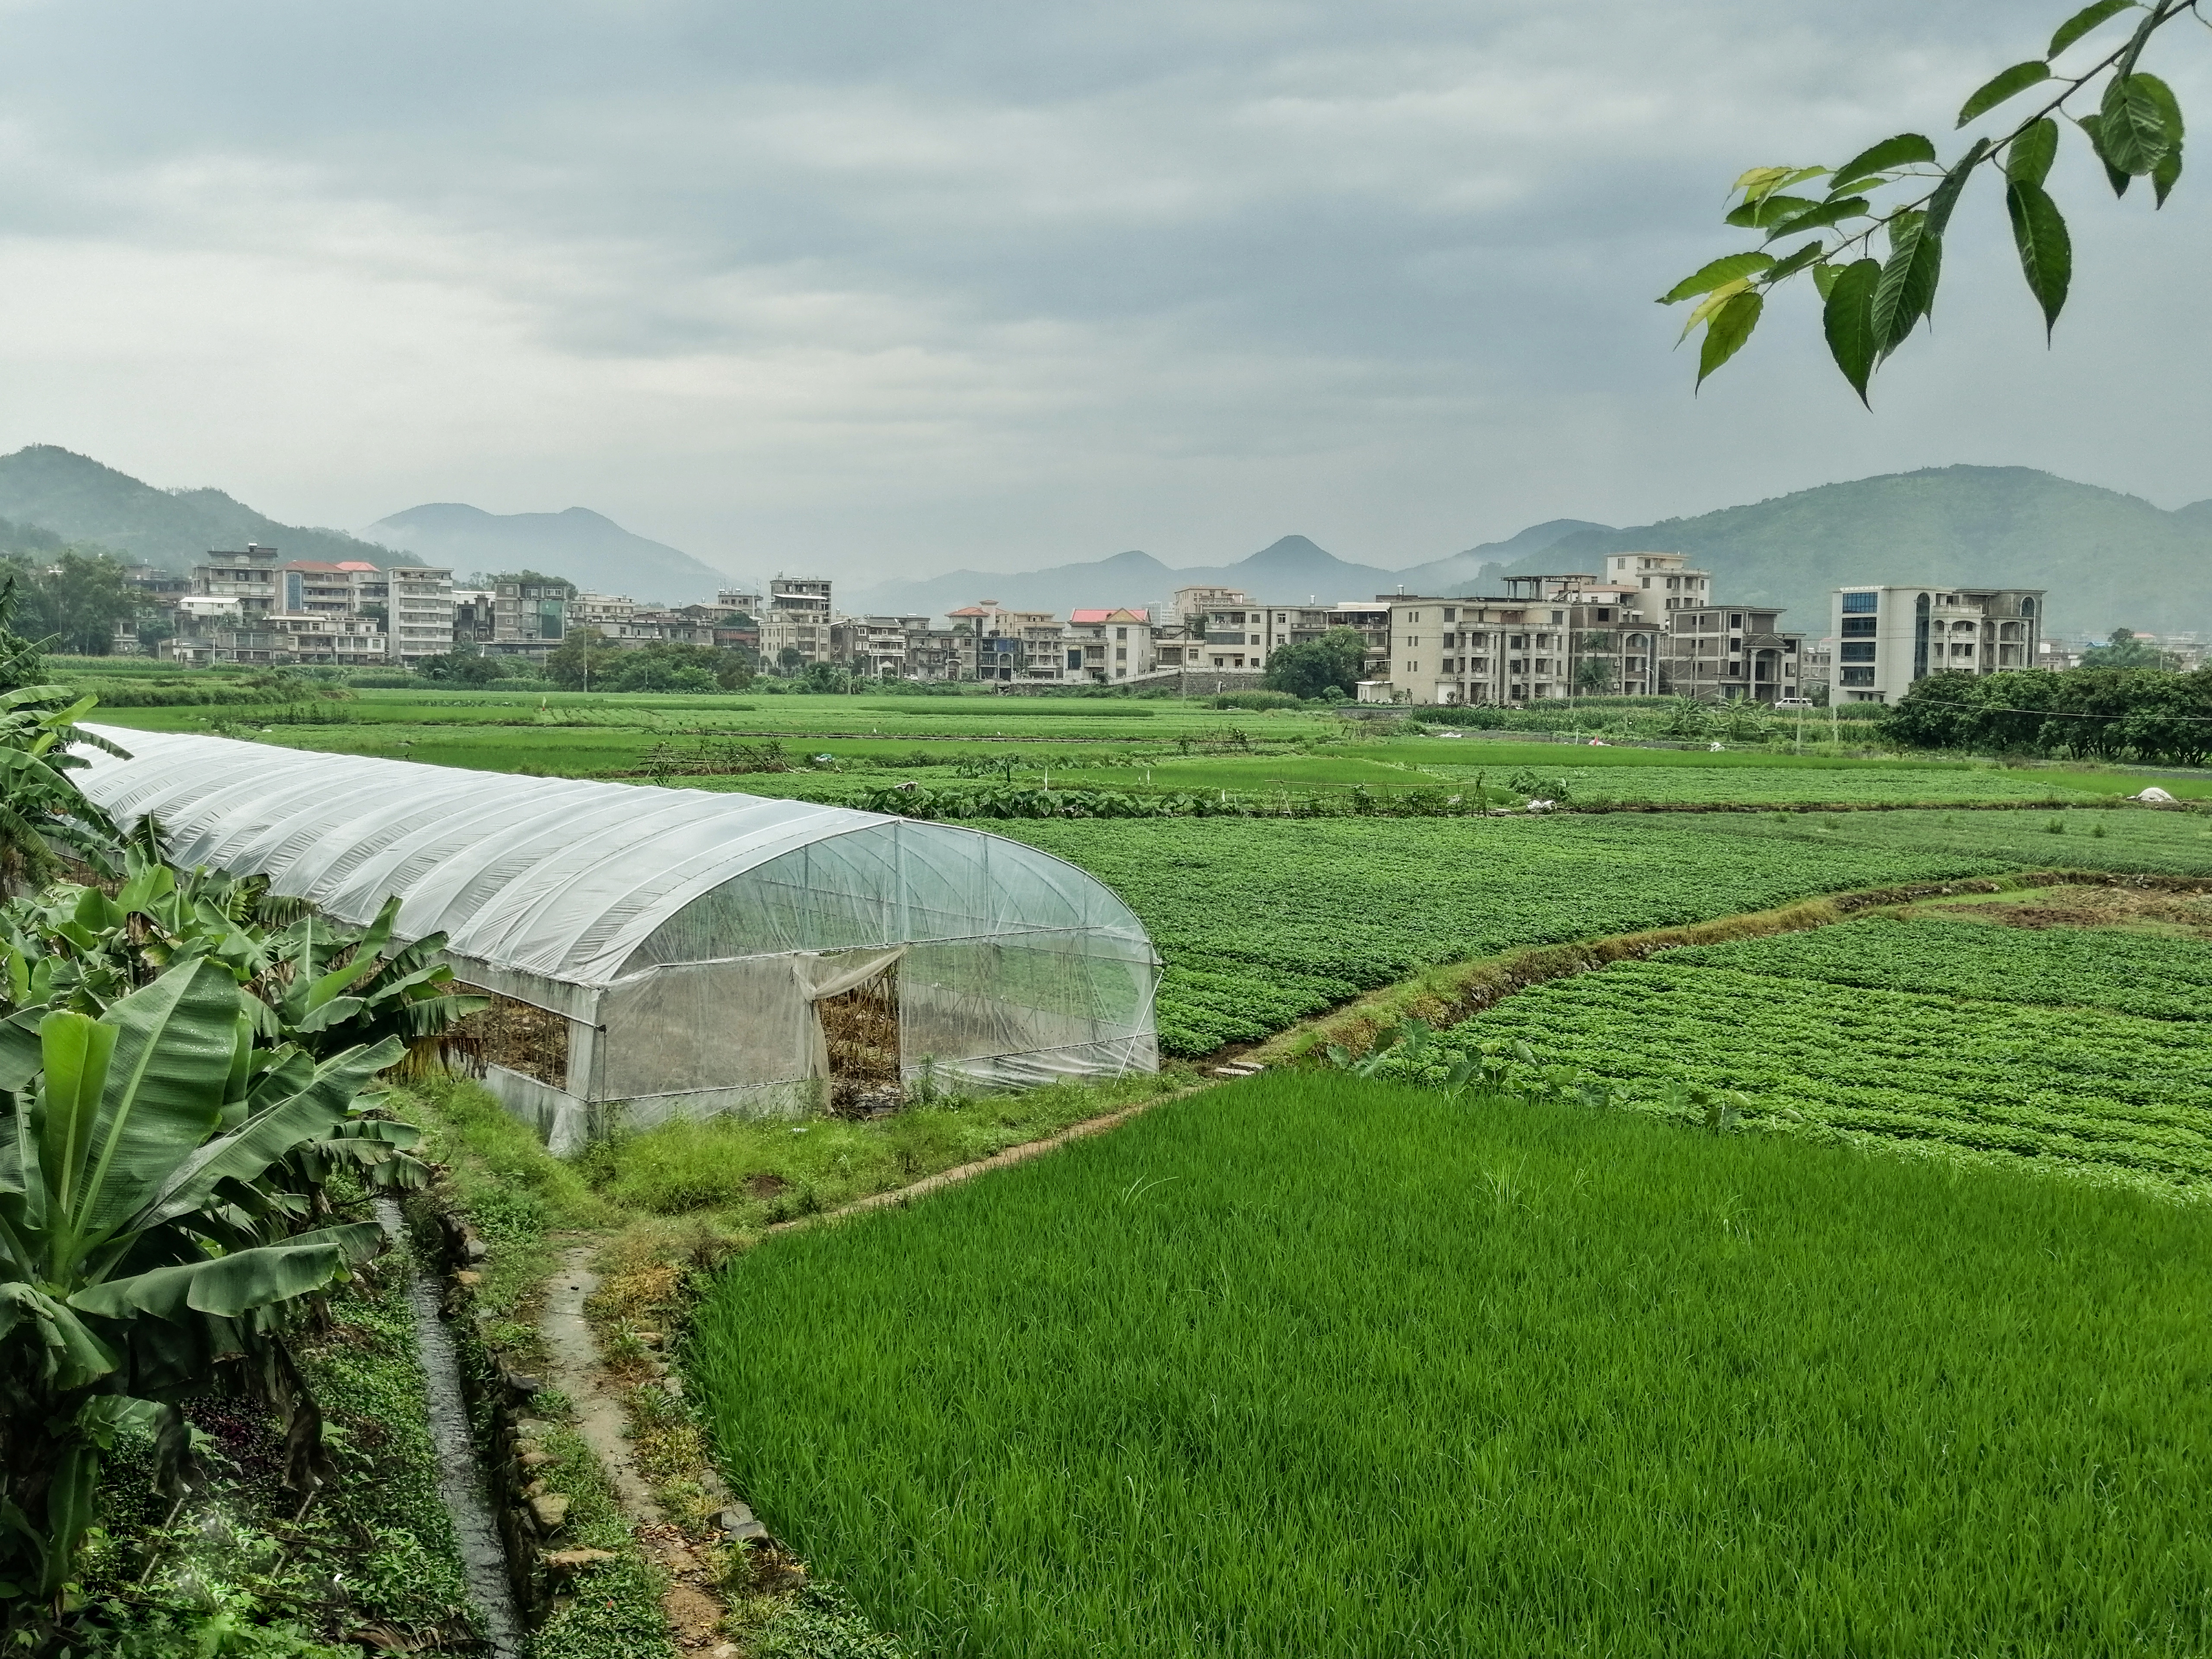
1259, 868, 2212, 1065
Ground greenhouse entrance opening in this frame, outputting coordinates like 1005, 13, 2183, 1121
819, 962, 902, 1116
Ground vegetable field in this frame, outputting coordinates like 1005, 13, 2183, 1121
1668, 912, 2212, 1023
1397, 908, 2212, 1191
1001, 810, 2212, 1053
692, 1074, 2212, 1658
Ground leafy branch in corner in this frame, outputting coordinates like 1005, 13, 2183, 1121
1662, 0, 2195, 401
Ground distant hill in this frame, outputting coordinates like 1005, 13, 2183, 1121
846, 534, 1408, 621
1395, 518, 1614, 594
0, 446, 413, 572
1513, 467, 2212, 637
853, 466, 2212, 639
364, 503, 728, 601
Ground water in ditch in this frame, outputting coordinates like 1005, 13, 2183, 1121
375, 1198, 525, 1658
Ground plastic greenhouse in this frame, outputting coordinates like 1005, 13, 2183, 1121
76, 728, 1160, 1153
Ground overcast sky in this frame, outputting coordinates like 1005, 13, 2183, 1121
0, 0, 2206, 582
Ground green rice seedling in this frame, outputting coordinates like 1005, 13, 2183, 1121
691, 1074, 2212, 1658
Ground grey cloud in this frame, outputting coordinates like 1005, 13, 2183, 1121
0, 0, 2203, 578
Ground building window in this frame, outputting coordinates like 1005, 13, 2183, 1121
2021, 597, 2037, 617
1841, 591, 1879, 614
1840, 642, 1875, 663
1913, 592, 1932, 680
1841, 667, 1875, 686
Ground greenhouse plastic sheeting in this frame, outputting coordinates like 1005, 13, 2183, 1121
74, 727, 1160, 1143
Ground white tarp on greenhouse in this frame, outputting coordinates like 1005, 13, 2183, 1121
74, 726, 1160, 1150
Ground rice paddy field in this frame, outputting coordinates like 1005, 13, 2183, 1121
690, 1073, 2212, 1658
83, 688, 2212, 803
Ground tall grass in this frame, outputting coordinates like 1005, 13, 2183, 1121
692, 1074, 2212, 1657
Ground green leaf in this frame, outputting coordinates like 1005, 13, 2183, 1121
1733, 165, 1826, 206
1677, 277, 1754, 343
130, 1038, 402, 1231
1723, 194, 1821, 229
2153, 143, 2182, 206
71, 1222, 383, 1319
1763, 197, 1869, 242
2049, 0, 2138, 58
2099, 73, 2171, 175
1810, 261, 1842, 301
1958, 61, 2050, 128
1925, 138, 1992, 239
2007, 118, 2060, 187
1696, 291, 1762, 388
2005, 177, 2072, 337
1822, 257, 1883, 405
76, 961, 239, 1248
1764, 240, 1826, 283
2079, 112, 2135, 196
37, 1012, 115, 1238
1656, 252, 1773, 305
1828, 133, 1937, 195
1871, 210, 1941, 355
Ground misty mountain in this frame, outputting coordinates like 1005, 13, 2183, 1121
363, 503, 728, 601
1394, 518, 1613, 594
0, 445, 413, 573
845, 535, 1407, 620
1510, 466, 2212, 638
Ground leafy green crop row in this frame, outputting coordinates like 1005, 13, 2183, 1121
1000, 810, 2212, 1053
1668, 913, 2212, 1023
692, 1074, 2212, 1657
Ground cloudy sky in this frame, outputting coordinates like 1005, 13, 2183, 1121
0, 0, 2206, 581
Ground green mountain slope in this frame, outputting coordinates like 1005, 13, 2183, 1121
0, 446, 414, 572
1512, 467, 2210, 638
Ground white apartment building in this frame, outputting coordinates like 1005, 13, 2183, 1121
1066, 609, 1153, 681
270, 613, 390, 667
572, 592, 638, 634
386, 566, 456, 665
760, 577, 834, 667
1832, 584, 2046, 703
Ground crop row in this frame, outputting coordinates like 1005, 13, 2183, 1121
1667, 913, 2212, 1022
1004, 810, 2212, 1054
1408, 961, 2212, 1185
1427, 763, 2120, 805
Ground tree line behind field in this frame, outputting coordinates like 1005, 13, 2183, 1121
1881, 665, 2212, 767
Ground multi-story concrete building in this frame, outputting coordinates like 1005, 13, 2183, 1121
1831, 584, 2046, 703
191, 546, 283, 620
269, 613, 391, 667
832, 615, 931, 678
1066, 608, 1153, 682
572, 592, 637, 634
491, 579, 572, 658
280, 561, 387, 618
386, 566, 456, 665
452, 589, 496, 649
759, 577, 834, 668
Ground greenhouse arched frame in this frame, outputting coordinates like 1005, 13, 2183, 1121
75, 728, 1160, 1153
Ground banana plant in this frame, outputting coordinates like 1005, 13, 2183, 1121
0, 957, 401, 1611
0, 686, 126, 895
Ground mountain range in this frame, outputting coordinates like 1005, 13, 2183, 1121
362, 502, 730, 597
0, 446, 414, 572
840, 520, 1608, 622
0, 447, 2199, 639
